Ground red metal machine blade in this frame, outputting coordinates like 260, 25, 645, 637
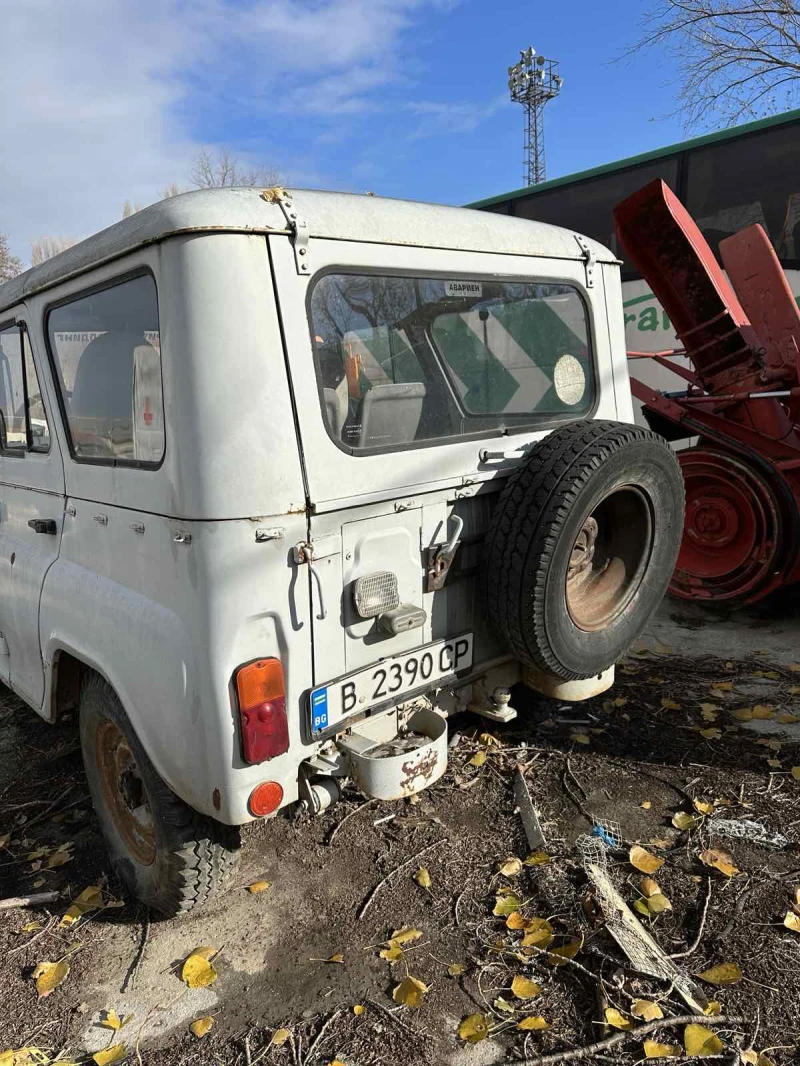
719, 223, 800, 389
614, 179, 763, 393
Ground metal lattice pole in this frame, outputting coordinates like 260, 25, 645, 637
509, 48, 563, 187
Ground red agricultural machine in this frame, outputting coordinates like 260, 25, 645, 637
614, 180, 800, 605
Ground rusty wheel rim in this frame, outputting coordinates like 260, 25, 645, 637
95, 719, 157, 866
565, 486, 653, 632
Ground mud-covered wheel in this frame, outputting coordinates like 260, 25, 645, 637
484, 420, 684, 679
79, 675, 240, 916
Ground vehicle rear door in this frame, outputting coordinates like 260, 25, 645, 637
269, 233, 615, 737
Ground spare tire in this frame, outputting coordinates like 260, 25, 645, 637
484, 420, 684, 680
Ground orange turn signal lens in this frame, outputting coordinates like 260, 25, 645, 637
236, 658, 285, 707
249, 780, 284, 817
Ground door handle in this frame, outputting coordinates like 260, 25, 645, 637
28, 519, 58, 535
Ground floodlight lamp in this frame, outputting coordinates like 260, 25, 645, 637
537, 55, 545, 66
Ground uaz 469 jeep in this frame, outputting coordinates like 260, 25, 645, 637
0, 188, 683, 914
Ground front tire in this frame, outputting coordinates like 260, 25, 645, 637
79, 675, 240, 916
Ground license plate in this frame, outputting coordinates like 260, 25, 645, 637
310, 633, 474, 735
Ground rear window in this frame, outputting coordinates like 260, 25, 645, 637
309, 273, 594, 452
47, 273, 164, 466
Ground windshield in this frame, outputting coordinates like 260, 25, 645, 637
309, 272, 594, 452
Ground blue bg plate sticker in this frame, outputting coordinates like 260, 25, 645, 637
311, 687, 329, 734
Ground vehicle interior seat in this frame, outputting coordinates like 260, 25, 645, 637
356, 381, 426, 448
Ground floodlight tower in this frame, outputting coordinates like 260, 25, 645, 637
508, 47, 563, 187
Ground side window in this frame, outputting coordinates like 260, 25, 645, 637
47, 274, 164, 465
0, 324, 50, 454
23, 331, 51, 452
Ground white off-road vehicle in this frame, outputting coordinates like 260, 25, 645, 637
0, 188, 683, 914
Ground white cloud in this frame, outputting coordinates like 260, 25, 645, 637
406, 96, 505, 138
0, 0, 453, 264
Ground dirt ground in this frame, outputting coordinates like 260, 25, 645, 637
2, 597, 800, 1066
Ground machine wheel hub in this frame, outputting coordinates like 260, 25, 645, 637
671, 447, 782, 603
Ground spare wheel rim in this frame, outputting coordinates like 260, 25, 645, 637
565, 485, 654, 632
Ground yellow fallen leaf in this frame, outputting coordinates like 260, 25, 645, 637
777, 713, 799, 724
661, 698, 681, 711
270, 1029, 291, 1046
447, 963, 465, 976
20, 922, 42, 934
571, 733, 590, 745
498, 858, 522, 877
352, 1004, 365, 1016
59, 885, 103, 928
458, 1014, 490, 1043
640, 877, 672, 914
697, 961, 742, 985
604, 1007, 633, 1030
413, 867, 432, 890
92, 1046, 126, 1066
752, 704, 774, 719
699, 727, 722, 740
0, 1051, 51, 1066
516, 1016, 550, 1030
711, 681, 733, 692
703, 1001, 722, 1016
790, 686, 800, 695
520, 918, 554, 949
699, 848, 739, 877
181, 950, 218, 988
327, 953, 344, 964
767, 758, 782, 769
523, 850, 551, 866
392, 976, 428, 1008
693, 798, 715, 816
684, 1023, 723, 1056
479, 731, 500, 746
643, 1040, 681, 1058
700, 703, 719, 720
784, 910, 800, 933
547, 937, 582, 965
32, 959, 69, 998
630, 845, 664, 874
98, 1009, 131, 1031
640, 800, 652, 810
469, 750, 486, 767
387, 927, 422, 946
45, 845, 73, 870
246, 881, 272, 894
510, 975, 541, 1000
632, 999, 663, 1021
493, 996, 514, 1014
792, 766, 800, 780
790, 664, 800, 672
672, 811, 697, 830
379, 944, 405, 963
493, 891, 522, 916
190, 1017, 213, 1039
32, 878, 46, 889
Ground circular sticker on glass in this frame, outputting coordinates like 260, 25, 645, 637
553, 354, 586, 406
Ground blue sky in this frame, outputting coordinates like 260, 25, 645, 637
2, 1, 703, 262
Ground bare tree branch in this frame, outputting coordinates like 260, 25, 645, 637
189, 148, 281, 189
622, 0, 800, 128
30, 236, 76, 267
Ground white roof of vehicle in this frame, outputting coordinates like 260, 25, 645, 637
0, 187, 617, 310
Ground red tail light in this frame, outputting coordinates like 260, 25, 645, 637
235, 658, 290, 763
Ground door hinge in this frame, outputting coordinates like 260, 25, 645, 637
574, 234, 596, 289
262, 187, 310, 275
